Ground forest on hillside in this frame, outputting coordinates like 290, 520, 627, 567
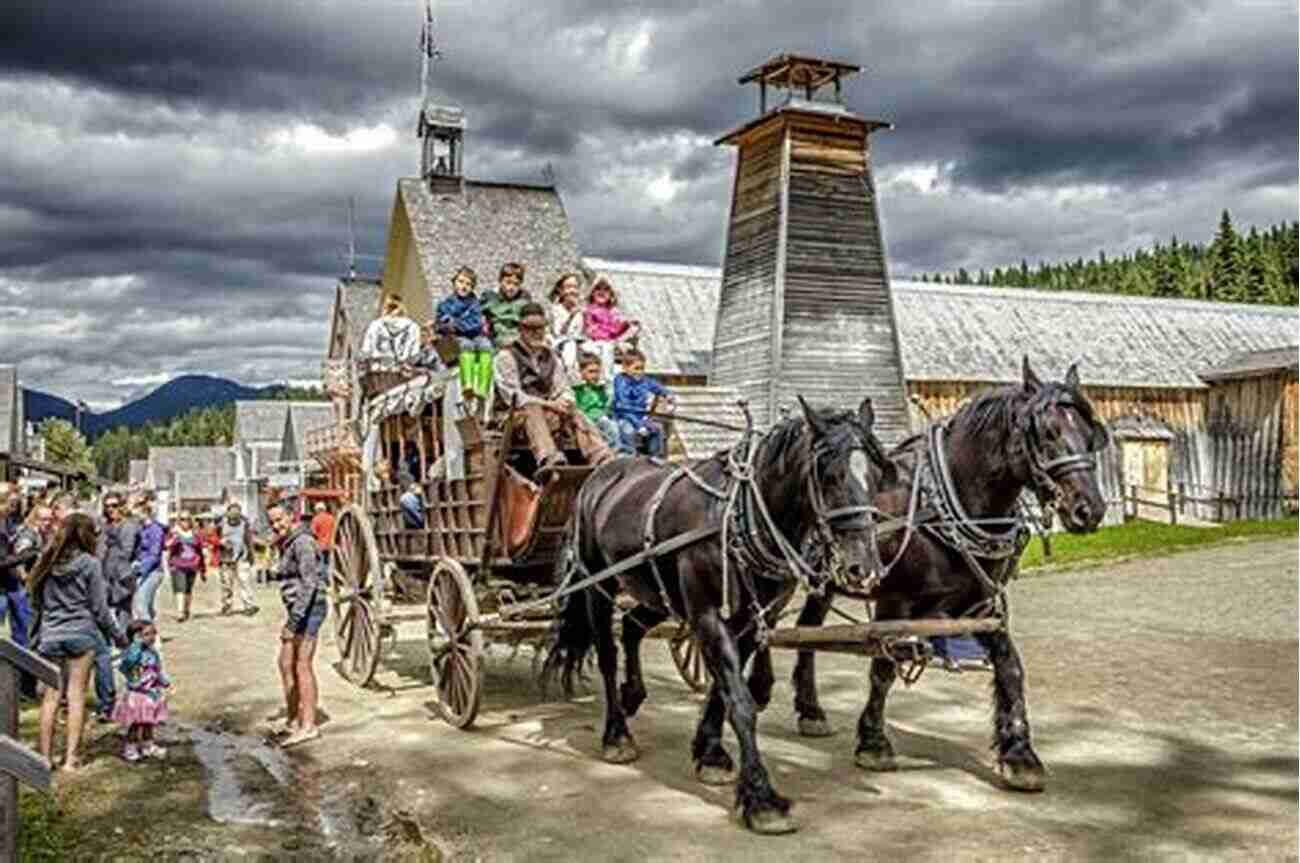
90, 386, 327, 482
918, 213, 1298, 307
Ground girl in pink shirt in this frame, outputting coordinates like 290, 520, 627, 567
582, 278, 641, 372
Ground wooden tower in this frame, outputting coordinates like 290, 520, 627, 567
710, 54, 910, 444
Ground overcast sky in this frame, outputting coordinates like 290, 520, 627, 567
2, 0, 1296, 408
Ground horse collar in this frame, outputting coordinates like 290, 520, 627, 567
923, 422, 1028, 561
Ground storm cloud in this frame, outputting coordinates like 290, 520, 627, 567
1, 0, 1295, 406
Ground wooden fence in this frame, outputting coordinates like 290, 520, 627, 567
0, 641, 60, 863
1118, 482, 1299, 525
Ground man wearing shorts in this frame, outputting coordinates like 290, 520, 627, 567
268, 501, 327, 748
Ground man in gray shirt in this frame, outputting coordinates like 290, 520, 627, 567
218, 503, 258, 616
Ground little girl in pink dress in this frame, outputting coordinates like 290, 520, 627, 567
114, 620, 173, 761
582, 278, 641, 373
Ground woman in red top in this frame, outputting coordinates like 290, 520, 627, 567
165, 513, 207, 623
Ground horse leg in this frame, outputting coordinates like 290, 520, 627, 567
693, 606, 796, 835
746, 645, 774, 712
975, 629, 1045, 791
620, 604, 668, 718
854, 656, 899, 771
593, 592, 638, 764
790, 591, 834, 737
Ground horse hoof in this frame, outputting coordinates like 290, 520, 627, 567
797, 717, 834, 738
746, 808, 799, 835
695, 763, 736, 786
855, 749, 897, 772
602, 741, 639, 764
999, 762, 1046, 792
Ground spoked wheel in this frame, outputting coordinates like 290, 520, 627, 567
329, 504, 383, 687
427, 558, 483, 729
669, 630, 710, 693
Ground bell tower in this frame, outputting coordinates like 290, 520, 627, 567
709, 54, 910, 444
419, 102, 465, 195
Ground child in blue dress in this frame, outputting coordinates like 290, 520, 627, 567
113, 619, 173, 761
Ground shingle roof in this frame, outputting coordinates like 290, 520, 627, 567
234, 401, 291, 444
331, 277, 383, 359
669, 386, 747, 459
282, 403, 336, 461
889, 281, 1299, 389
128, 459, 148, 485
1199, 345, 1299, 382
582, 258, 723, 377
233, 400, 331, 446
0, 366, 19, 455
173, 469, 228, 502
398, 177, 583, 305
147, 446, 233, 490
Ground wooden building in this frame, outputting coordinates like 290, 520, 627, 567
709, 54, 909, 444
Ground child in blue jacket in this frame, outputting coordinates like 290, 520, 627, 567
611, 349, 675, 457
436, 266, 494, 398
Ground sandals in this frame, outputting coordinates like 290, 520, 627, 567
279, 727, 321, 748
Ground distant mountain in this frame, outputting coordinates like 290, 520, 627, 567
24, 374, 280, 438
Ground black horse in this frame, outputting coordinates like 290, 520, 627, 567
545, 398, 895, 834
783, 358, 1108, 790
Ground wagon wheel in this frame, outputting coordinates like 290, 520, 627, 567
329, 504, 383, 687
669, 631, 710, 693
427, 558, 484, 729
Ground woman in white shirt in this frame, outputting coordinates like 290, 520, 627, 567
547, 273, 585, 376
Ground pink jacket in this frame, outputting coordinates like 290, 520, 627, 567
583, 304, 631, 342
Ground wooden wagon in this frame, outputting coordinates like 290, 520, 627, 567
326, 367, 704, 728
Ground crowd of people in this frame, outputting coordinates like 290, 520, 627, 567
361, 264, 677, 472
0, 482, 336, 773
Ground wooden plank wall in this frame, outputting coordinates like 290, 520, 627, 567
711, 127, 784, 421
776, 115, 911, 446
906, 380, 1238, 524
1204, 370, 1297, 519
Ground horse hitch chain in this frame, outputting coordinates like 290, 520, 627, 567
873, 635, 930, 687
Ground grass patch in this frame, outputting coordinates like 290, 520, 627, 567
1019, 516, 1298, 572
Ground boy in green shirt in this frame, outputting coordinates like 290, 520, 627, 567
572, 353, 620, 448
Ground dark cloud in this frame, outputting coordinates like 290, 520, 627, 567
0, 0, 1295, 405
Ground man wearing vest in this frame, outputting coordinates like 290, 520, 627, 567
219, 502, 259, 616
492, 302, 614, 470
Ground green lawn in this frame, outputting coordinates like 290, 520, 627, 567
1019, 516, 1298, 573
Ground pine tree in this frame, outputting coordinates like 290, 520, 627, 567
1211, 209, 1245, 301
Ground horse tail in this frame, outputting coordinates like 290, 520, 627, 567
540, 491, 600, 698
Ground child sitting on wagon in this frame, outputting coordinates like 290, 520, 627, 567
481, 262, 533, 348
582, 277, 640, 373
571, 353, 620, 448
436, 265, 494, 397
611, 349, 674, 457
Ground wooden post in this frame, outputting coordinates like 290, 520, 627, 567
1178, 481, 1186, 516
1169, 479, 1178, 526
1130, 483, 1138, 519
0, 642, 60, 863
0, 662, 15, 863
1216, 492, 1225, 523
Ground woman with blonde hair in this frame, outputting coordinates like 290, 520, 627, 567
360, 293, 421, 367
28, 512, 125, 771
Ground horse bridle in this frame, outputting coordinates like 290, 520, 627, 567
1021, 395, 1108, 511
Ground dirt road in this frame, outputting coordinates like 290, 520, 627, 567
63, 537, 1299, 861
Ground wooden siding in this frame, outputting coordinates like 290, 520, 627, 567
776, 114, 909, 446
712, 109, 909, 441
908, 379, 1296, 522
382, 197, 431, 323
711, 128, 783, 419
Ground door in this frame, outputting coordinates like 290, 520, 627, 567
1121, 438, 1170, 522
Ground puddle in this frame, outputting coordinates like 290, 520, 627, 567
181, 721, 295, 827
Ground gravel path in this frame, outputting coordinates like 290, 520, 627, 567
159, 535, 1297, 861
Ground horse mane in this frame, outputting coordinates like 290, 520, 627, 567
754, 408, 897, 487
948, 381, 1103, 446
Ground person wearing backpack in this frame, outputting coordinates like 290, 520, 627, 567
164, 513, 206, 623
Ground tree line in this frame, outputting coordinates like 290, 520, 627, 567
87, 385, 328, 482
918, 213, 1298, 306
